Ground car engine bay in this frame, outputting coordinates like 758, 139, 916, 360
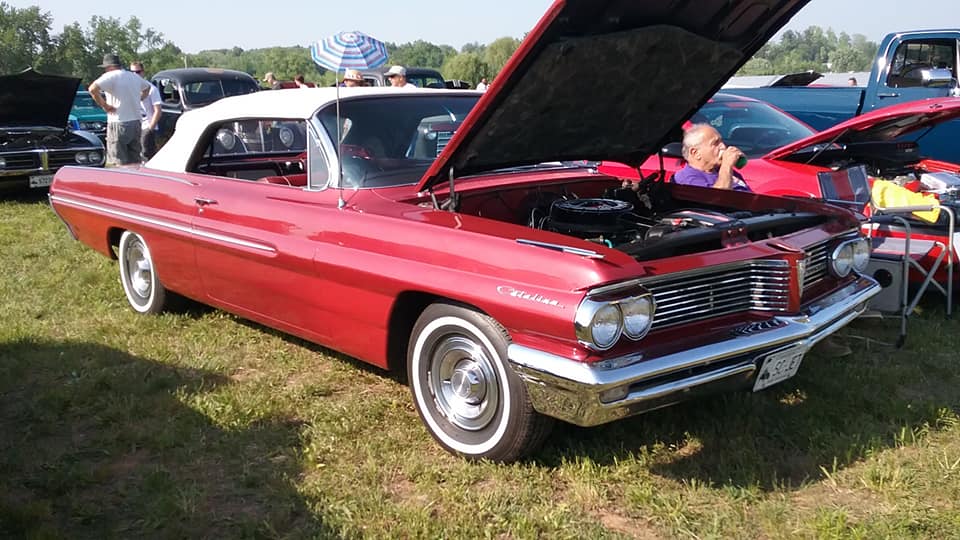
457, 178, 829, 261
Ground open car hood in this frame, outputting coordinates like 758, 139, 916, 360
0, 68, 80, 129
767, 70, 822, 87
417, 0, 811, 192
764, 97, 960, 160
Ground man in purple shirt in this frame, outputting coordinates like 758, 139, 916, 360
672, 124, 751, 192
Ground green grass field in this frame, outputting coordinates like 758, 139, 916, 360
2, 193, 959, 539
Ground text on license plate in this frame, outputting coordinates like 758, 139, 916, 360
29, 174, 54, 188
753, 345, 806, 392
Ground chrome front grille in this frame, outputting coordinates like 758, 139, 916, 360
0, 152, 38, 170
47, 151, 79, 168
802, 240, 830, 294
642, 260, 791, 330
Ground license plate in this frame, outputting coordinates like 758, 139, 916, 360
29, 174, 54, 188
753, 345, 806, 392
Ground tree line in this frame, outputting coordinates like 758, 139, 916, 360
1, 2, 877, 88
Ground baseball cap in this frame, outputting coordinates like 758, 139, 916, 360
384, 65, 406, 77
343, 69, 363, 82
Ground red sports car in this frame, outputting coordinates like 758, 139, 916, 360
49, 0, 879, 461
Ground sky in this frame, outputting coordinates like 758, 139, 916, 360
11, 0, 959, 54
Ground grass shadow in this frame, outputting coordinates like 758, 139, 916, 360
537, 304, 960, 491
0, 338, 339, 538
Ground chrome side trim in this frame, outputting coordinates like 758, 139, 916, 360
49, 194, 276, 253
516, 238, 604, 259
47, 193, 78, 240
508, 275, 880, 427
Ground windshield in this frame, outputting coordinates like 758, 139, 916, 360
182, 78, 259, 107
72, 93, 97, 109
694, 99, 816, 157
408, 74, 446, 89
317, 95, 480, 188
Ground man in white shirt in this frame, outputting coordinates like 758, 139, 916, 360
130, 61, 162, 161
385, 65, 417, 88
89, 53, 151, 166
476, 77, 489, 91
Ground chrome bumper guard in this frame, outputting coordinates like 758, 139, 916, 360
508, 275, 880, 427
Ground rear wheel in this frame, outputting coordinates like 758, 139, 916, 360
118, 231, 168, 314
407, 302, 552, 461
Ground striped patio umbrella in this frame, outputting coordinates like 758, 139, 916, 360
309, 31, 389, 74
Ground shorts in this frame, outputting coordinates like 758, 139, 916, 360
107, 120, 143, 166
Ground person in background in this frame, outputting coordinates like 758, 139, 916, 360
89, 53, 151, 166
384, 65, 417, 88
672, 123, 751, 191
343, 69, 364, 87
262, 72, 281, 89
475, 77, 489, 91
294, 74, 309, 88
848, 76, 858, 86
130, 61, 161, 161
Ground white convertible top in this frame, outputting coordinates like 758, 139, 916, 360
146, 86, 430, 173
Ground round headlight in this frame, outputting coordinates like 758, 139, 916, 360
620, 295, 655, 340
851, 238, 871, 273
590, 304, 623, 350
216, 129, 236, 151
0, 157, 5, 168
88, 151, 102, 164
830, 242, 854, 277
75, 152, 88, 164
278, 126, 295, 148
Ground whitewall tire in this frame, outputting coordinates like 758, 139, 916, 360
408, 302, 552, 461
118, 231, 168, 314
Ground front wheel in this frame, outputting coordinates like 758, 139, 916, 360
118, 231, 168, 314
408, 303, 552, 461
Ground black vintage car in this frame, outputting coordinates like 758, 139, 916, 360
0, 69, 104, 192
150, 68, 260, 147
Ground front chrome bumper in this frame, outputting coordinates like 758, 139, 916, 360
508, 275, 880, 427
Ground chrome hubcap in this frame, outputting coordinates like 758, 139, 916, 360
125, 240, 152, 301
429, 335, 498, 431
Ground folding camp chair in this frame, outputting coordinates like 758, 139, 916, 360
818, 165, 954, 347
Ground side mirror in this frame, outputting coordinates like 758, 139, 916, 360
922, 67, 954, 88
661, 142, 683, 158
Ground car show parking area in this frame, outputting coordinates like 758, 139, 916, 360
2, 195, 959, 538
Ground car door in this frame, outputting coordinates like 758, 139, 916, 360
869, 35, 959, 111
190, 119, 340, 335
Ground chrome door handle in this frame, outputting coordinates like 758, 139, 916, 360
876, 92, 901, 98
194, 197, 218, 206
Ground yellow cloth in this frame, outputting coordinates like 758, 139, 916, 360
871, 179, 941, 223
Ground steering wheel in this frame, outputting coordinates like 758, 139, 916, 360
900, 63, 933, 80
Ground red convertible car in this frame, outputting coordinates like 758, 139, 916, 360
49, 0, 880, 461
600, 93, 960, 283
